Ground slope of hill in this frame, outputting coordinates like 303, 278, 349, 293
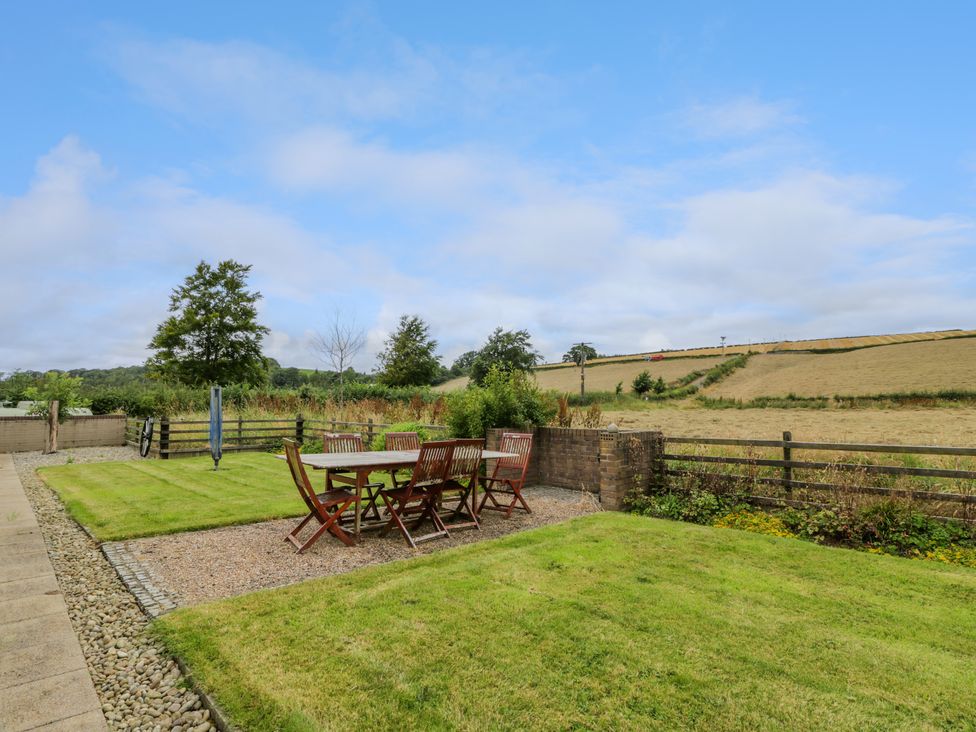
535, 328, 976, 370
434, 355, 726, 393
703, 337, 976, 400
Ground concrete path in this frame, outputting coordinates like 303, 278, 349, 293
0, 453, 107, 731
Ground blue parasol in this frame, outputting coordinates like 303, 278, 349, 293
209, 385, 223, 470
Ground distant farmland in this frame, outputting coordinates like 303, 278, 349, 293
704, 337, 976, 400
435, 355, 727, 394
534, 328, 976, 369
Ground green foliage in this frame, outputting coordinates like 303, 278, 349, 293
630, 489, 740, 525
714, 509, 797, 538
24, 371, 88, 422
615, 381, 623, 396
376, 315, 442, 387
562, 343, 598, 366
448, 350, 479, 378
445, 366, 556, 437
147, 260, 270, 387
470, 328, 541, 386
369, 422, 434, 451
0, 370, 42, 404
700, 353, 750, 387
632, 370, 653, 395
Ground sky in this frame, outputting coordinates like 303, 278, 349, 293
2, 1, 975, 374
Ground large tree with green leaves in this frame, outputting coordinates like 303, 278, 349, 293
376, 315, 442, 386
470, 327, 541, 386
147, 260, 270, 386
563, 343, 598, 366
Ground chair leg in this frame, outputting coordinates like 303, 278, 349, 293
285, 511, 316, 546
379, 494, 417, 548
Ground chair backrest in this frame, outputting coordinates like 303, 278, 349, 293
323, 432, 365, 454
408, 440, 454, 489
492, 432, 533, 485
447, 438, 484, 482
385, 431, 420, 451
283, 439, 321, 514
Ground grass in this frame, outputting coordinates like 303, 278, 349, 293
154, 513, 976, 731
38, 453, 313, 541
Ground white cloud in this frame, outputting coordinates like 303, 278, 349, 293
678, 95, 801, 139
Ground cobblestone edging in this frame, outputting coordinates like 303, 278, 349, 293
101, 543, 179, 619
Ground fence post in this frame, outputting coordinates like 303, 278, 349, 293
367, 418, 374, 447
237, 415, 243, 444
782, 431, 792, 492
159, 417, 170, 459
43, 400, 60, 455
296, 414, 304, 444
330, 418, 336, 433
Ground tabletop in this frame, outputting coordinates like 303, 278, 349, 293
276, 448, 518, 471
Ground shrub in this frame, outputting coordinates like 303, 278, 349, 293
630, 489, 738, 525
445, 366, 556, 438
369, 422, 433, 451
714, 509, 797, 539
632, 371, 653, 395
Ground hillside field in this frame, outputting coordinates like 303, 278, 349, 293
704, 337, 976, 400
536, 328, 976, 368
435, 355, 726, 393
601, 406, 976, 445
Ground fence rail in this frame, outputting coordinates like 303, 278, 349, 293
125, 415, 447, 459
662, 432, 976, 521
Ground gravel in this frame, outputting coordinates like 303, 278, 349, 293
13, 447, 213, 732
124, 485, 601, 606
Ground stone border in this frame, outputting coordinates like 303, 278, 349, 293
100, 542, 179, 618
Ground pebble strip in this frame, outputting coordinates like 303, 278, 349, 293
13, 448, 216, 732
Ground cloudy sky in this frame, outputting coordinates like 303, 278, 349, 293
2, 1, 975, 373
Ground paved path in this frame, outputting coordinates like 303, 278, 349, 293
0, 453, 107, 731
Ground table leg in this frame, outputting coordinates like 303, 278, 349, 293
355, 469, 364, 539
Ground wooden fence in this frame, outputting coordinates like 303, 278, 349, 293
662, 432, 976, 521
125, 416, 447, 459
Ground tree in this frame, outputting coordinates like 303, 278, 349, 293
470, 328, 541, 386
563, 343, 598, 366
632, 370, 653, 395
24, 371, 87, 422
450, 350, 479, 377
376, 315, 442, 387
146, 260, 270, 387
310, 310, 366, 403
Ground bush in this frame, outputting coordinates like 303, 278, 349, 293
369, 422, 434, 451
714, 509, 796, 538
445, 367, 557, 438
632, 371, 653, 395
630, 489, 739, 525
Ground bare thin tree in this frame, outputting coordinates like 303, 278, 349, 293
310, 310, 366, 405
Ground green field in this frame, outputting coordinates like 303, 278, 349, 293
39, 453, 310, 541
155, 513, 976, 731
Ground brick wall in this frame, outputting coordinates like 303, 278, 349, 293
0, 415, 127, 453
486, 426, 663, 510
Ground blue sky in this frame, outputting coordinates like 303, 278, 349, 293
2, 1, 974, 373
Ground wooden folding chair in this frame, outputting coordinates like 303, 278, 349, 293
378, 440, 453, 548
282, 439, 359, 552
385, 431, 420, 489
322, 432, 384, 522
440, 438, 483, 531
478, 432, 533, 518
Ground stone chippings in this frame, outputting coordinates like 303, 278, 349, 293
13, 447, 216, 732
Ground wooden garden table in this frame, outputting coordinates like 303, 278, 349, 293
277, 449, 517, 538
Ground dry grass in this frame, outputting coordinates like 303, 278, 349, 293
602, 405, 976, 445
536, 328, 976, 368
705, 338, 976, 400
435, 356, 726, 393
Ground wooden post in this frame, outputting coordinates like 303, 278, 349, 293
160, 417, 170, 460
330, 418, 336, 433
782, 430, 792, 492
237, 415, 243, 444
296, 414, 304, 444
43, 400, 59, 454
367, 418, 374, 447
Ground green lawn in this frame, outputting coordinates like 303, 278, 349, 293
38, 453, 310, 541
155, 513, 976, 732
